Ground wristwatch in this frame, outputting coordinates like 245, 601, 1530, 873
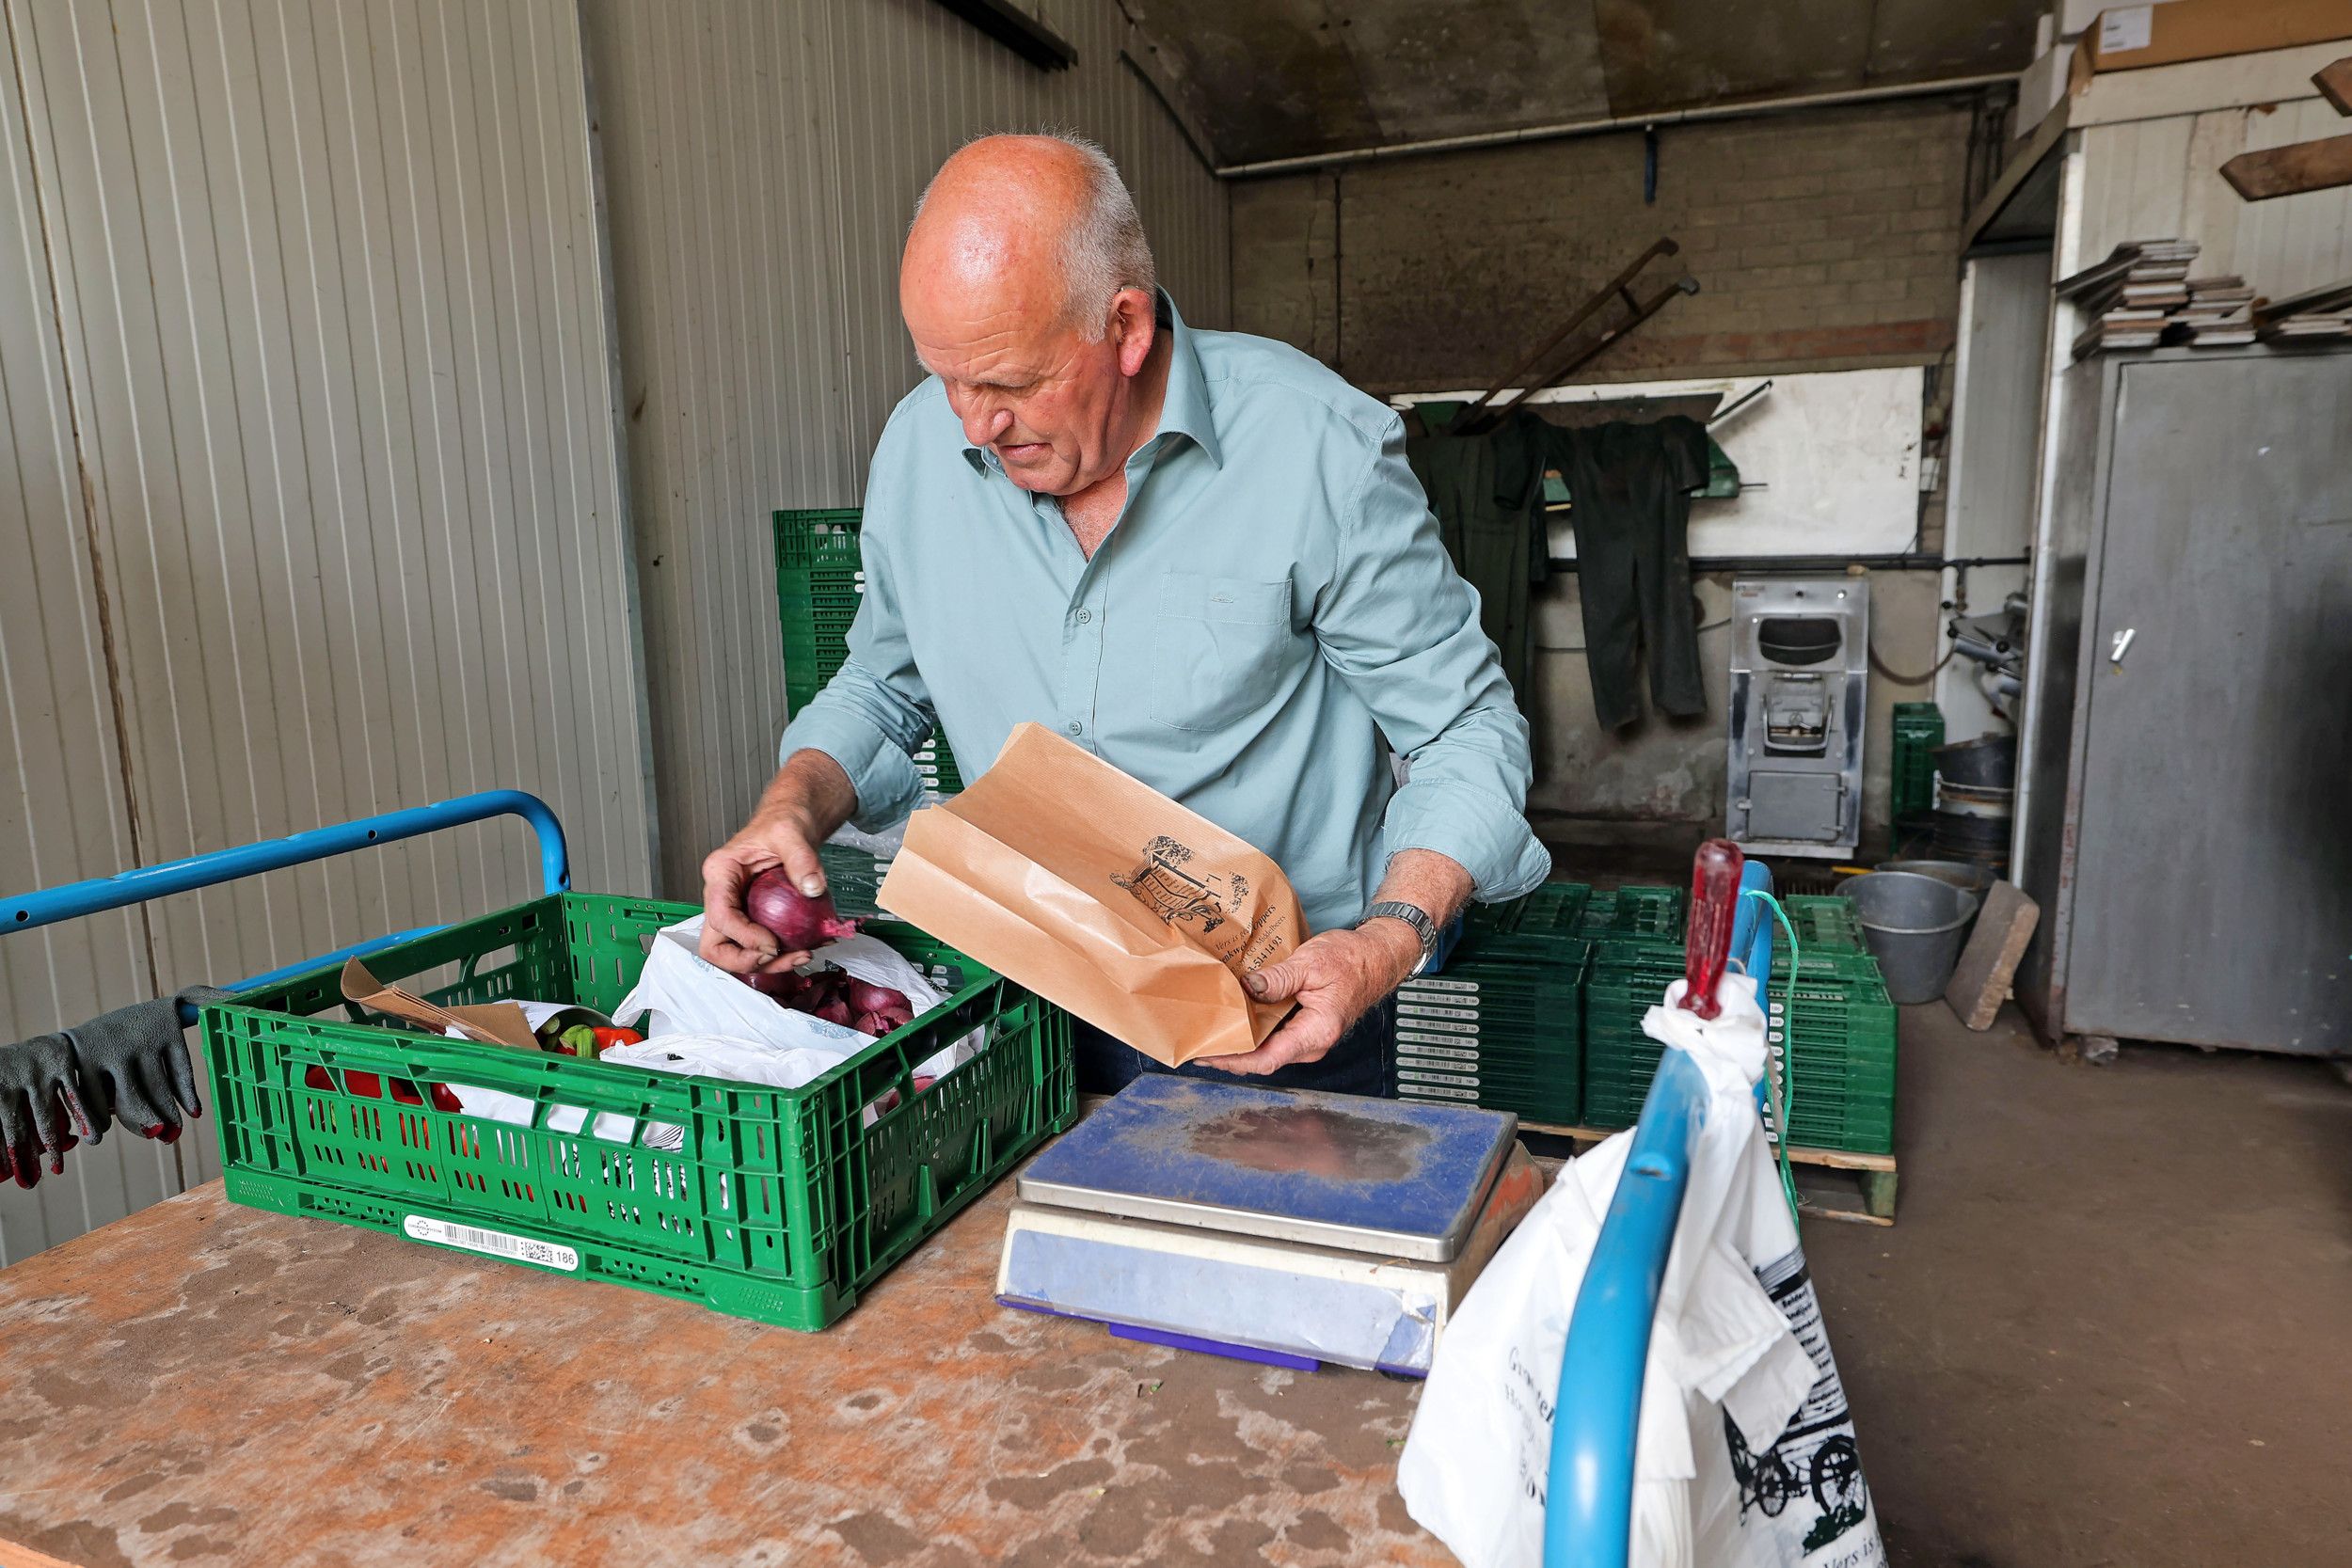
1359, 899, 1440, 976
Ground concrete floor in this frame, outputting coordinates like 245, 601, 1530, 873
1804, 1004, 2352, 1566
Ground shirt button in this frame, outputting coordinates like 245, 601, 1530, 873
1066, 721, 1083, 736
1075, 608, 1092, 625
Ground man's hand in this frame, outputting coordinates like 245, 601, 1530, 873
1199, 920, 1424, 1078
699, 752, 859, 976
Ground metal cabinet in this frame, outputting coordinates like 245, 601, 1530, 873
2016, 346, 2352, 1055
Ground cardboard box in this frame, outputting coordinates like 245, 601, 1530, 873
2071, 0, 2352, 86
877, 722, 1304, 1064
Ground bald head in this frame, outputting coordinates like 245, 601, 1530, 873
904, 134, 1155, 342
898, 135, 1169, 499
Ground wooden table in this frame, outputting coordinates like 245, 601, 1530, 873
0, 1180, 1454, 1567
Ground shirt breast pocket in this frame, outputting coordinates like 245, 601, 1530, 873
1151, 572, 1295, 733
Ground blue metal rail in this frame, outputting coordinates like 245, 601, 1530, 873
3, 790, 571, 1020
1545, 861, 1776, 1568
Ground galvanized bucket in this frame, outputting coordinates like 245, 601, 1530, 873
1836, 870, 1980, 1005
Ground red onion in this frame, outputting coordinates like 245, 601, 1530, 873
744, 868, 860, 952
846, 979, 908, 1017
742, 967, 810, 1001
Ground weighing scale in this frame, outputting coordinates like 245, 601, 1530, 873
995, 1075, 1543, 1375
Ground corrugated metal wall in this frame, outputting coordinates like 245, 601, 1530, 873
584, 0, 1232, 896
2077, 98, 2352, 295
0, 0, 651, 1261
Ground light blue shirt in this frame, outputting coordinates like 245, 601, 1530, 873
783, 293, 1549, 933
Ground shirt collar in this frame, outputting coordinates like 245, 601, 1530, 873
958, 289, 1222, 476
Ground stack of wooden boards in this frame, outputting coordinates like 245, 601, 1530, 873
2060, 239, 2204, 356
2062, 240, 2352, 356
2252, 278, 2352, 344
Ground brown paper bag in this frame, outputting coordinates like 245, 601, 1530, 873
341, 958, 538, 1049
876, 722, 1306, 1064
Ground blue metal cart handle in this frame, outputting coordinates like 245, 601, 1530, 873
3, 790, 571, 1017
1545, 859, 1775, 1568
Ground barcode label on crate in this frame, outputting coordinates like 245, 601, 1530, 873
1398, 1020, 1481, 1040
404, 1215, 580, 1273
1400, 977, 1482, 995
1396, 1083, 1481, 1103
1396, 1041, 1482, 1063
1398, 1001, 1483, 1022
1397, 1066, 1482, 1088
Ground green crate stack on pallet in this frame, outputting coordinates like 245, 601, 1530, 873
1892, 703, 1945, 822
774, 508, 967, 796
1391, 883, 1592, 1125
1581, 891, 1899, 1155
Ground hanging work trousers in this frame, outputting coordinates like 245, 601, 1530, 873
1406, 413, 1550, 698
1554, 416, 1710, 730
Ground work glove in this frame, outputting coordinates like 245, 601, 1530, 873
67, 986, 229, 1147
0, 1034, 93, 1189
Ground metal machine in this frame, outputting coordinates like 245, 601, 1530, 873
1725, 578, 1868, 858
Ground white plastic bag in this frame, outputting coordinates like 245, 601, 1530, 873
1398, 974, 1884, 1568
612, 917, 976, 1081
597, 1033, 850, 1149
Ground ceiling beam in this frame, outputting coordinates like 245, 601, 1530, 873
930, 0, 1076, 71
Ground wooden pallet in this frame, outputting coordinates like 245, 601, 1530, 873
1520, 1121, 1899, 1226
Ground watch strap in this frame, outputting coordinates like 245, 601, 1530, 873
1359, 899, 1439, 974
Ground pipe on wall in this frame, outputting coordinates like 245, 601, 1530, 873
1217, 72, 2022, 179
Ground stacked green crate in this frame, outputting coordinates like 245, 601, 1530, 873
774, 509, 865, 712
1392, 935, 1587, 1123
1580, 936, 1689, 1129
1392, 882, 1591, 1123
1576, 884, 1687, 939
818, 843, 892, 919
774, 508, 968, 795
1581, 892, 1898, 1154
1892, 703, 1944, 822
1760, 961, 1898, 1154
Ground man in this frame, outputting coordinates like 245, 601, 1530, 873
701, 133, 1549, 1095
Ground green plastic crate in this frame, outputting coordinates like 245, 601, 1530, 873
775, 508, 969, 794
1582, 935, 1898, 1153
1892, 703, 1944, 823
1781, 894, 1866, 954
201, 894, 1073, 1330
1578, 885, 1687, 939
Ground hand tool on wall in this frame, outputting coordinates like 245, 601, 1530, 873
1456, 236, 1683, 425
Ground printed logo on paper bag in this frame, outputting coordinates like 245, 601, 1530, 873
1115, 836, 1244, 935
1114, 834, 1293, 980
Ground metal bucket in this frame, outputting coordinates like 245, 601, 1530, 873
1876, 859, 1994, 897
1836, 871, 1980, 1005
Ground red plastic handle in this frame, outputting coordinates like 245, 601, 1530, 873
1679, 838, 1746, 1021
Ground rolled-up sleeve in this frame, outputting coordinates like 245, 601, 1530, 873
778, 464, 936, 831
1315, 414, 1551, 902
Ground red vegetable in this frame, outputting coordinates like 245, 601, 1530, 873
744, 967, 810, 1001
744, 868, 860, 953
428, 1083, 464, 1114
847, 979, 908, 1017
850, 1010, 888, 1037
810, 997, 851, 1027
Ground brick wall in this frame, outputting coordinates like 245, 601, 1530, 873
1230, 97, 1976, 391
